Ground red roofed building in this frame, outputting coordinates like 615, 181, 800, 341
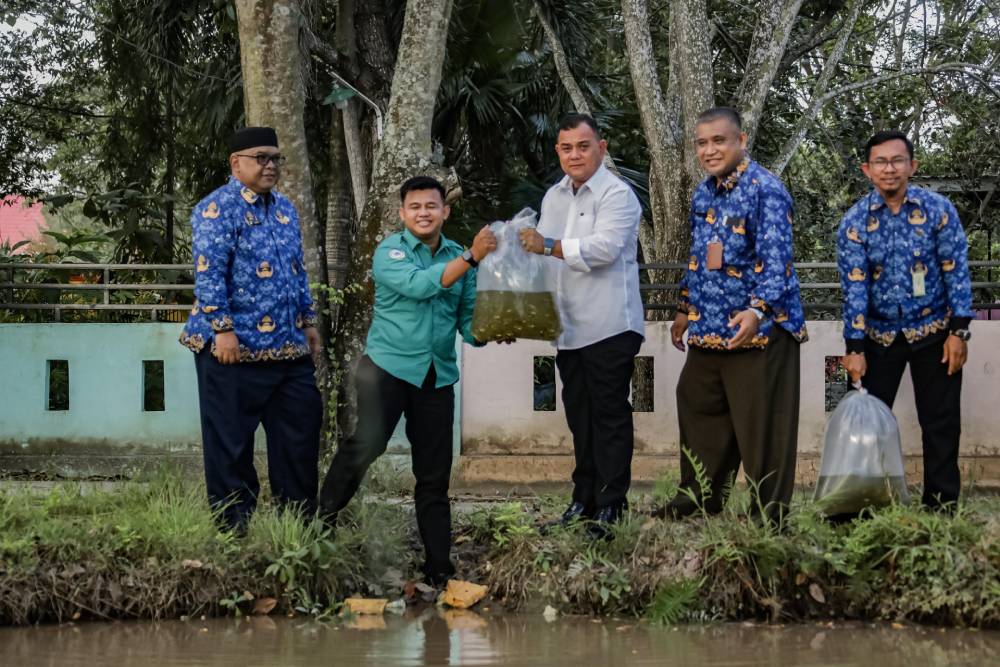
0, 196, 47, 252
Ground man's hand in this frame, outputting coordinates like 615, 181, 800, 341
519, 228, 544, 254
670, 313, 689, 352
841, 352, 866, 384
214, 331, 240, 365
472, 226, 498, 261
304, 326, 322, 358
942, 334, 968, 376
727, 309, 760, 350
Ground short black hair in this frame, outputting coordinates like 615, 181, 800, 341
557, 113, 603, 139
696, 106, 742, 130
399, 175, 446, 203
865, 130, 914, 162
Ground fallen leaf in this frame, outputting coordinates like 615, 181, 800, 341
795, 573, 807, 586
438, 580, 488, 609
344, 598, 388, 615
891, 622, 905, 630
181, 559, 203, 569
808, 583, 826, 604
253, 597, 277, 616
71, 611, 81, 620
454, 535, 472, 544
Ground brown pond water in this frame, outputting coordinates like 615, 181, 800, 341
1, 612, 997, 667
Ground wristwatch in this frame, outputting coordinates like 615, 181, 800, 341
951, 328, 971, 342
461, 248, 478, 268
543, 238, 555, 256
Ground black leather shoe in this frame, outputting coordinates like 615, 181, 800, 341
586, 505, 625, 541
541, 501, 591, 532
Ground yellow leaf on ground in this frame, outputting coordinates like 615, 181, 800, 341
438, 580, 488, 609
344, 598, 388, 615
181, 559, 203, 569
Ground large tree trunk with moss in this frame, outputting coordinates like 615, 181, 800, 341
333, 0, 456, 439
234, 0, 325, 295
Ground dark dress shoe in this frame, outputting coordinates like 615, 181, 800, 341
586, 505, 625, 541
542, 501, 591, 532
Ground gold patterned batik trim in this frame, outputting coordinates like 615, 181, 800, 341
866, 328, 898, 347
688, 333, 768, 351
179, 332, 206, 353
719, 156, 750, 191
902, 316, 949, 344
210, 315, 234, 333
789, 324, 809, 343
208, 341, 311, 363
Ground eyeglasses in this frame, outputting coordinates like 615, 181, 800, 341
868, 156, 910, 171
235, 153, 287, 167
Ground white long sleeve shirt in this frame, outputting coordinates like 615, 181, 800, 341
537, 164, 645, 350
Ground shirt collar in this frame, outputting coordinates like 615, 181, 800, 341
556, 163, 614, 198
227, 176, 272, 206
401, 227, 458, 254
707, 155, 751, 193
868, 184, 924, 211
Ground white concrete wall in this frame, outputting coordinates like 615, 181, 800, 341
460, 321, 1000, 459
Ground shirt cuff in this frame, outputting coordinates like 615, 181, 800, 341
949, 316, 972, 332
560, 238, 590, 272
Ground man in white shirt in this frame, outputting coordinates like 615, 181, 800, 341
519, 113, 645, 536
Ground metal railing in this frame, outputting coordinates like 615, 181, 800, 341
3, 261, 1000, 321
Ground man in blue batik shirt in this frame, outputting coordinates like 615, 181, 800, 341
180, 127, 322, 530
659, 107, 807, 524
838, 130, 973, 510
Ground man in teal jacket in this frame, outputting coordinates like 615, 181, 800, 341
320, 176, 497, 584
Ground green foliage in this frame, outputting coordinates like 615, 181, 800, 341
646, 576, 705, 625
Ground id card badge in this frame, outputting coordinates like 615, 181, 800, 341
706, 238, 723, 270
911, 264, 927, 297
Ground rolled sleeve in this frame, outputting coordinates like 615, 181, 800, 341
191, 203, 236, 332
373, 245, 448, 300
563, 187, 640, 273
561, 237, 589, 272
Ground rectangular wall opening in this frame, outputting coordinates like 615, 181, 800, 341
825, 355, 849, 412
143, 360, 165, 412
631, 356, 654, 412
46, 360, 69, 411
533, 356, 556, 411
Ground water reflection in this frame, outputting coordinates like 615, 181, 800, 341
1, 611, 997, 667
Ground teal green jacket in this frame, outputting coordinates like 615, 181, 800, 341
366, 228, 479, 388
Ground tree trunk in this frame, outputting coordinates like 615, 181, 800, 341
735, 0, 805, 146
234, 0, 326, 296
334, 0, 456, 439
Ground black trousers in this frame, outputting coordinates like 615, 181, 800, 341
862, 334, 962, 507
667, 326, 800, 523
194, 349, 322, 529
319, 356, 455, 577
556, 330, 643, 513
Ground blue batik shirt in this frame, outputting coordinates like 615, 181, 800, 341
678, 157, 808, 350
837, 185, 972, 353
179, 176, 318, 361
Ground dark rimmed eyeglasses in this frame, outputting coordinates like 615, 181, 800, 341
235, 153, 287, 167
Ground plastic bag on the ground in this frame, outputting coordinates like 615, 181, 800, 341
814, 386, 910, 515
472, 208, 561, 341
